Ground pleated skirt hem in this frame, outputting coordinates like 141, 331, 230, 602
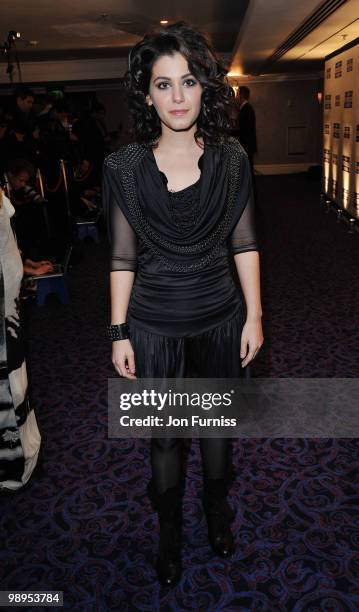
129, 305, 247, 378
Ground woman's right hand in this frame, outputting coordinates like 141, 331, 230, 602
112, 339, 137, 379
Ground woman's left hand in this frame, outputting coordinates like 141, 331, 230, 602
240, 318, 264, 367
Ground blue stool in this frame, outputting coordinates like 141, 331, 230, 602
77, 222, 100, 243
36, 276, 70, 306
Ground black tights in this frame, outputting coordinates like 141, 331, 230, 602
130, 309, 246, 496
150, 437, 231, 495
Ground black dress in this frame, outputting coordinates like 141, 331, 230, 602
103, 138, 259, 378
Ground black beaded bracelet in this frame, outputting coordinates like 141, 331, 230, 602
107, 323, 130, 341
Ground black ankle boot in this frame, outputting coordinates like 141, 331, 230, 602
147, 481, 183, 587
203, 478, 236, 558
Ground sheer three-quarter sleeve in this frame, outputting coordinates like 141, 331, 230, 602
109, 203, 138, 271
102, 163, 138, 272
229, 186, 259, 255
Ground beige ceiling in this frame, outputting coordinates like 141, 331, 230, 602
0, 0, 358, 79
229, 0, 358, 75
0, 0, 248, 59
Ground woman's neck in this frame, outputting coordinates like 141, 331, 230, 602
156, 123, 203, 153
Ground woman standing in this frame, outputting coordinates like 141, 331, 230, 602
103, 22, 263, 587
0, 188, 42, 491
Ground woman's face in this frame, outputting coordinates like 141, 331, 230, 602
147, 51, 203, 133
10, 170, 30, 190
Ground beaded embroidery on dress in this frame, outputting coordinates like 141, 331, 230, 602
103, 138, 250, 273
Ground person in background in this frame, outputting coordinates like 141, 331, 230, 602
9, 86, 36, 139
38, 100, 79, 163
235, 86, 257, 176
69, 158, 101, 218
5, 159, 48, 258
4, 120, 41, 168
72, 102, 110, 182
92, 103, 111, 151
6, 159, 46, 208
0, 187, 42, 493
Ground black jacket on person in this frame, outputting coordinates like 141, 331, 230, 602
8, 105, 37, 137
4, 131, 41, 168
38, 113, 78, 163
236, 102, 257, 156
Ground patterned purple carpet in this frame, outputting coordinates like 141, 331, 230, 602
1, 174, 358, 611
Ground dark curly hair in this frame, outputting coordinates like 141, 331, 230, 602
125, 21, 234, 147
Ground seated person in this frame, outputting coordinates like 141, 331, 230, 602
5, 158, 48, 258
6, 158, 46, 206
69, 158, 101, 218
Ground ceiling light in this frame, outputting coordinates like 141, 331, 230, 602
160, 20, 169, 24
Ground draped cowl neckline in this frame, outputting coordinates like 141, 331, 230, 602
134, 142, 248, 246
151, 150, 203, 234
103, 138, 251, 272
